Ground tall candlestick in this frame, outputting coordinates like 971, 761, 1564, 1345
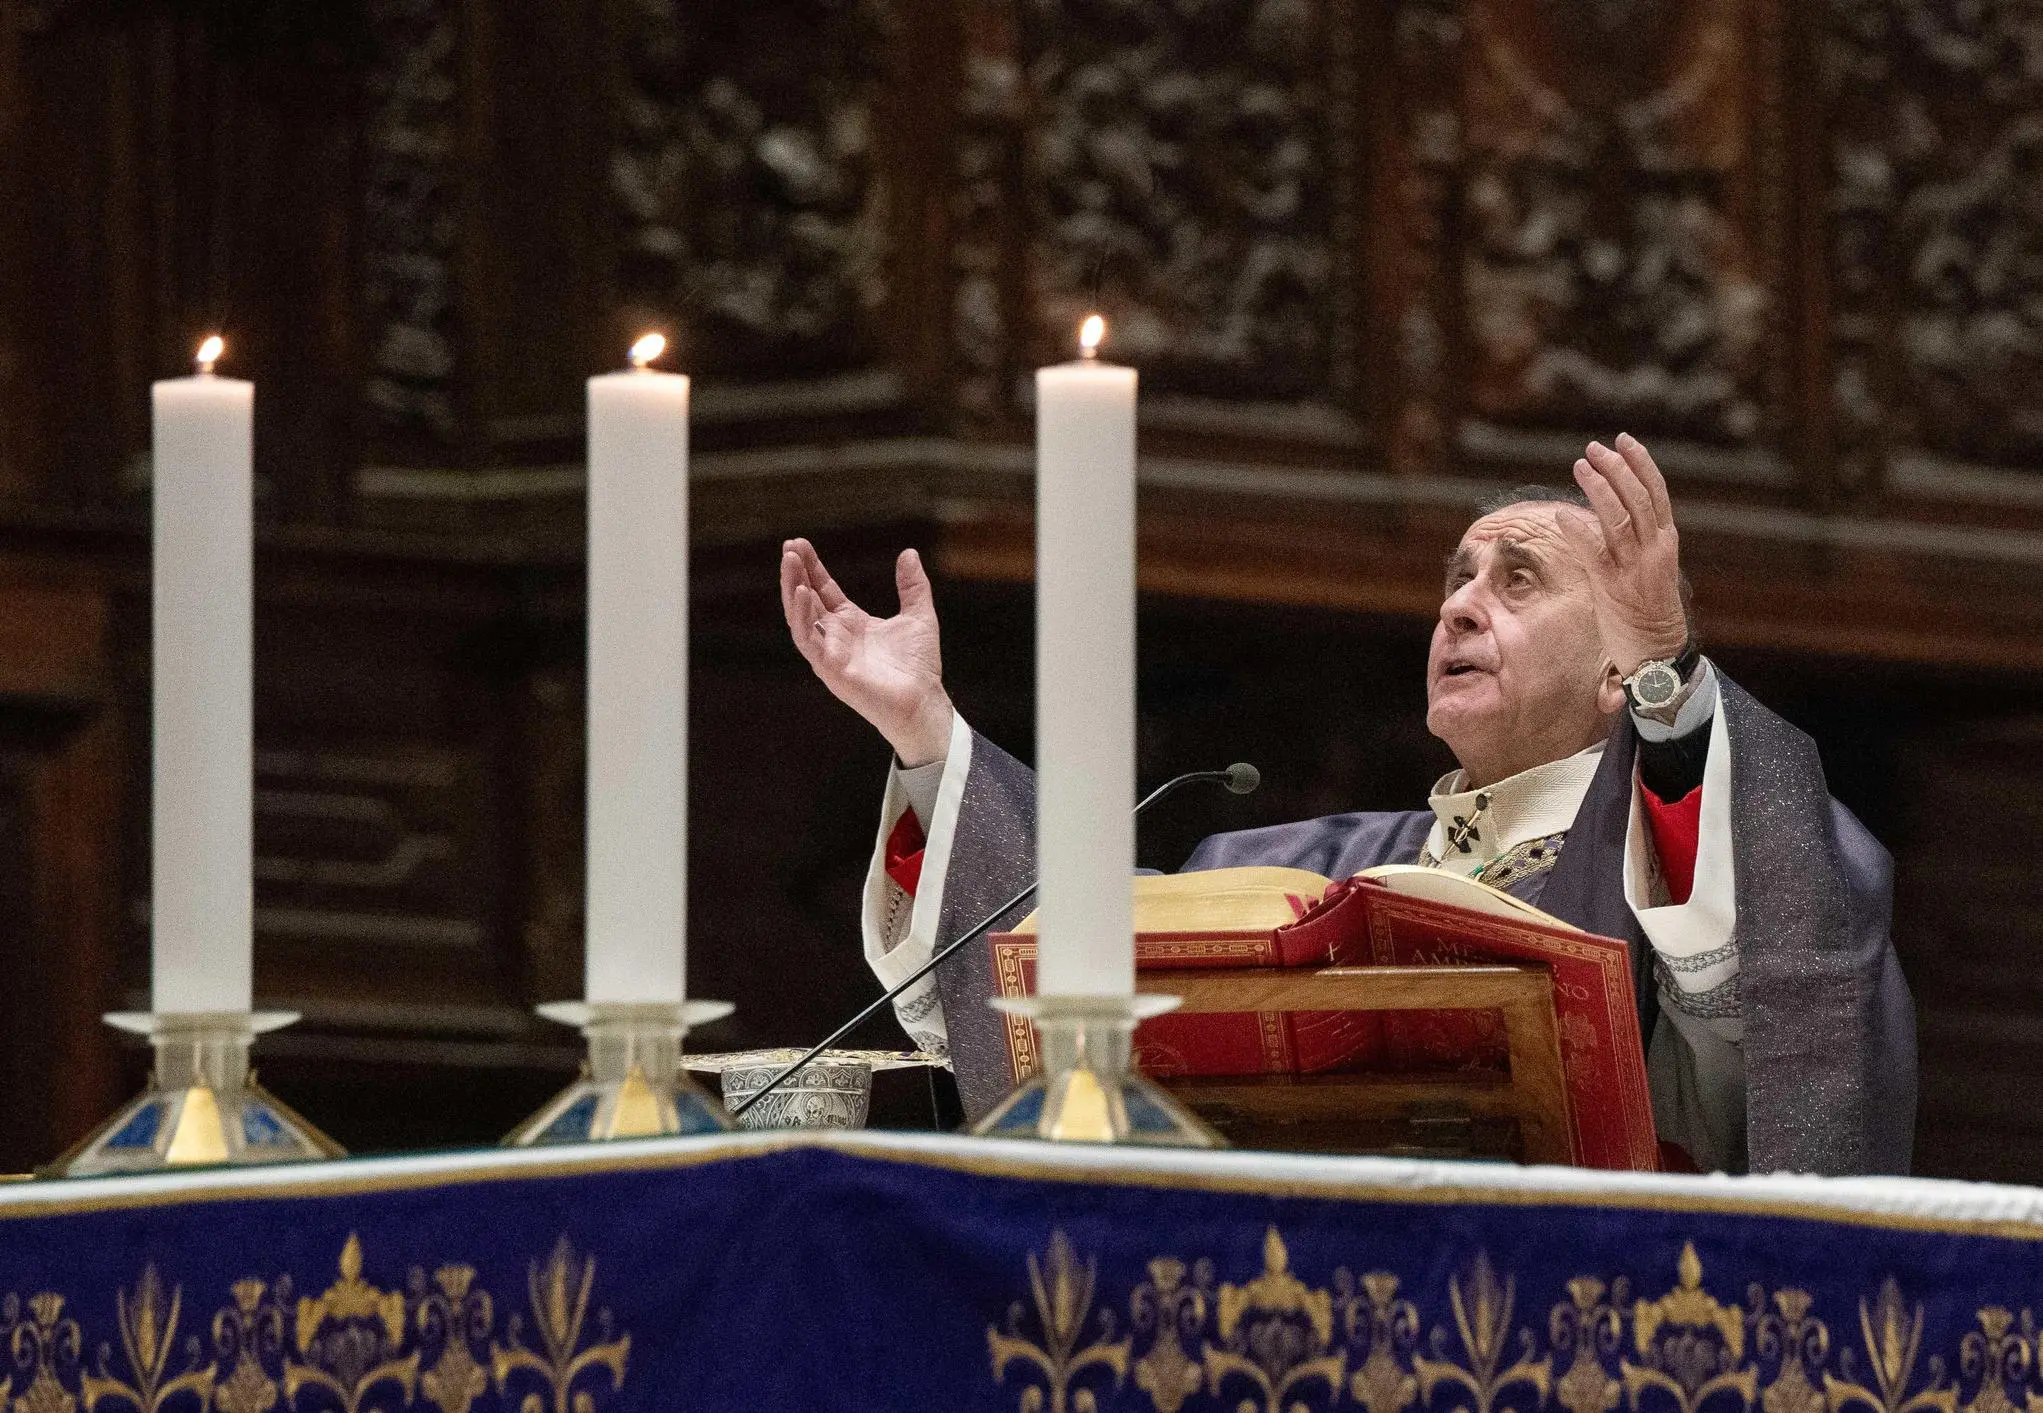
151, 335, 254, 1014
584, 334, 690, 1003
1034, 315, 1138, 996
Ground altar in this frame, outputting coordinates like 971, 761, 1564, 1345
4, 1133, 2037, 1412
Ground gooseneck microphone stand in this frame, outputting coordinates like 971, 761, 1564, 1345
727, 762, 1260, 1121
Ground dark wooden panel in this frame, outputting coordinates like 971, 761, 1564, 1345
5, 5, 162, 506
464, 0, 602, 458
0, 573, 126, 1171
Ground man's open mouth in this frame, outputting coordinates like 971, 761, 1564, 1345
1444, 663, 1484, 677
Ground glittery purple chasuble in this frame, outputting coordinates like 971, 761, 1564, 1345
930, 673, 1916, 1175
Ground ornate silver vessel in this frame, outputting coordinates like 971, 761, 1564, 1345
688, 1049, 943, 1131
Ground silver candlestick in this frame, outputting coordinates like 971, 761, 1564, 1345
971, 994, 1223, 1147
504, 1000, 736, 1145
44, 1011, 344, 1177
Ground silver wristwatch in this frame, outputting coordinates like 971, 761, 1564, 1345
1622, 640, 1702, 723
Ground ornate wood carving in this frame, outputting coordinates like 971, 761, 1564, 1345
951, 0, 1025, 421
611, 0, 894, 378
1453, 0, 1782, 446
361, 0, 463, 446
1384, 0, 1467, 474
1019, 0, 1342, 403
1827, 0, 2043, 481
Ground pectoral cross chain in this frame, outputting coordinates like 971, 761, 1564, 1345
1445, 790, 1492, 855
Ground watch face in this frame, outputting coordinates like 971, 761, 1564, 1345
1632, 661, 1681, 709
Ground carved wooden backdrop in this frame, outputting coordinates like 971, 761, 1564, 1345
0, 0, 2039, 1176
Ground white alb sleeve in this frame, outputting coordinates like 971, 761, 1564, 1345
1622, 681, 1738, 1024
859, 710, 973, 1055
896, 757, 944, 827
1623, 685, 1747, 1171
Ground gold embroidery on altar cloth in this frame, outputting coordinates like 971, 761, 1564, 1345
490, 1237, 630, 1413
990, 1230, 2016, 1413
0, 1235, 628, 1413
1206, 1228, 1348, 1412
987, 1229, 1131, 1413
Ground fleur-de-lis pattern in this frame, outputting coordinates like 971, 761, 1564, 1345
988, 1229, 1132, 1413
489, 1240, 628, 1413
0, 1239, 625, 1413
991, 1231, 2043, 1413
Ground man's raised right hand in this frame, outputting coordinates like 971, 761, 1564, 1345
780, 538, 955, 767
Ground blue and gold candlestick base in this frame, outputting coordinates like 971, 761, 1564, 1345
972, 994, 1225, 1147
43, 1011, 345, 1177
505, 1000, 737, 1146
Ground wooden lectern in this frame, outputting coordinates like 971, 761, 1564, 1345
1141, 964, 1573, 1163
990, 868, 1656, 1168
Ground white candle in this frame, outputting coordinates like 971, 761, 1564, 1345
151, 336, 253, 1014
584, 334, 690, 1003
1034, 316, 1138, 996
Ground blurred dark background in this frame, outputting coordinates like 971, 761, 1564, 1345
1, 0, 2040, 1178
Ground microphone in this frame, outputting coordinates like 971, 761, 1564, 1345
1131, 760, 1258, 813
728, 762, 1261, 1120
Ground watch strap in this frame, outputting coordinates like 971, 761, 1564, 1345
1625, 638, 1701, 690
1670, 637, 1702, 683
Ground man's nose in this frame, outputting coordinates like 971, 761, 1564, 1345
1440, 579, 1487, 635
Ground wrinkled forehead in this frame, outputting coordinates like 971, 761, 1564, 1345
1449, 501, 1591, 577
1454, 502, 1577, 559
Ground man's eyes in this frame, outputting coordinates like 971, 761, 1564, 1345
1444, 566, 1537, 593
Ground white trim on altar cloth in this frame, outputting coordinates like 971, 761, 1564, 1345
3, 1130, 2041, 1235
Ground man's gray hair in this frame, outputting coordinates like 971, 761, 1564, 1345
1474, 483, 1590, 518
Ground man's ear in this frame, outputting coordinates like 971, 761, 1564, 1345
1596, 661, 1627, 716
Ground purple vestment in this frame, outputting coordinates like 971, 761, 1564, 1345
927, 673, 1916, 1175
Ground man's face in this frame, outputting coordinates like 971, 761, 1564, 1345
1425, 502, 1620, 787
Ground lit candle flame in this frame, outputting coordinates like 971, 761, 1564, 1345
629, 332, 667, 369
194, 335, 225, 374
1078, 314, 1106, 359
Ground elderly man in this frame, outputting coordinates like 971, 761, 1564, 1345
779, 435, 1916, 1175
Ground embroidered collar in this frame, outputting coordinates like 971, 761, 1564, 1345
1423, 742, 1605, 879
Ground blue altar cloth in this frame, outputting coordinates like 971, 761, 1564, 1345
0, 1131, 2039, 1411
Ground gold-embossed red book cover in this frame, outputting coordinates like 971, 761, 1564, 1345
987, 865, 1657, 1171
1343, 875, 1658, 1171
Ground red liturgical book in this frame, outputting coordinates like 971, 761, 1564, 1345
989, 865, 1658, 1171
